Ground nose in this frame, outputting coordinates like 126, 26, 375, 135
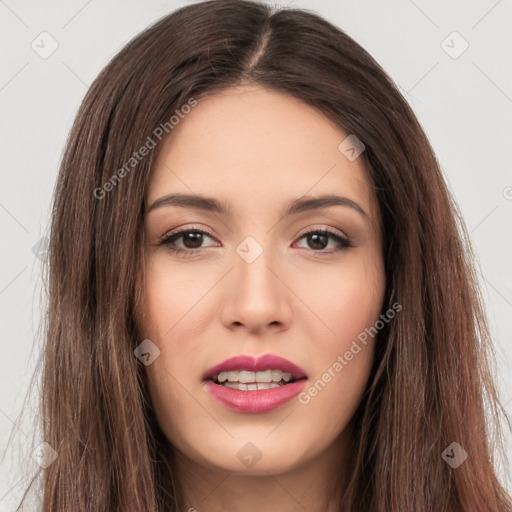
220, 242, 293, 334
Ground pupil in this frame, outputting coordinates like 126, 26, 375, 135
309, 233, 327, 250
184, 232, 203, 249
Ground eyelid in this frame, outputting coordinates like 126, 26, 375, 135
158, 223, 353, 253
157, 224, 218, 245
159, 223, 349, 240
294, 224, 349, 241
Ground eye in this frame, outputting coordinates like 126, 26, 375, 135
158, 225, 353, 256
158, 226, 219, 257
293, 227, 353, 253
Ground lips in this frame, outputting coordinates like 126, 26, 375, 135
202, 353, 308, 382
202, 354, 308, 413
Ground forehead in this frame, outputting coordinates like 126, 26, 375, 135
148, 85, 379, 227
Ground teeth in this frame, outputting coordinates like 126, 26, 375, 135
216, 369, 293, 384
223, 382, 282, 390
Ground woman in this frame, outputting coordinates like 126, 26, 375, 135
18, 0, 511, 510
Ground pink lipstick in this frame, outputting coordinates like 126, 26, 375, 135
203, 354, 308, 414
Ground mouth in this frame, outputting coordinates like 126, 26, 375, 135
202, 354, 308, 413
210, 369, 306, 390
202, 353, 308, 384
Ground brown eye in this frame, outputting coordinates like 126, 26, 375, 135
295, 229, 353, 253
158, 226, 352, 257
180, 232, 205, 249
305, 232, 329, 250
158, 227, 219, 256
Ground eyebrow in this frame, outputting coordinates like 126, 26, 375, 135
146, 193, 368, 219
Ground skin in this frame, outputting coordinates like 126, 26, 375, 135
136, 85, 386, 511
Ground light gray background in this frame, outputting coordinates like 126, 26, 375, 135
1, 0, 511, 509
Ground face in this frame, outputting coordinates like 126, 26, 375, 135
137, 85, 386, 476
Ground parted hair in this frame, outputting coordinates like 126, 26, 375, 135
15, 0, 511, 510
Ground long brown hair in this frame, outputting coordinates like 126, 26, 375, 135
14, 0, 511, 509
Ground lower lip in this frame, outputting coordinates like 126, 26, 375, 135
204, 379, 307, 413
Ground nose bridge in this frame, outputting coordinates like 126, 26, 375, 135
234, 234, 278, 295
221, 232, 291, 330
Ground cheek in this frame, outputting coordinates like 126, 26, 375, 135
295, 247, 385, 351
140, 260, 204, 387
140, 255, 210, 337
139, 257, 221, 440
292, 252, 384, 431
295, 344, 374, 452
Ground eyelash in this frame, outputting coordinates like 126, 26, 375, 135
157, 225, 353, 257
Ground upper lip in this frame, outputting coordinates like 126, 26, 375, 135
203, 354, 308, 381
